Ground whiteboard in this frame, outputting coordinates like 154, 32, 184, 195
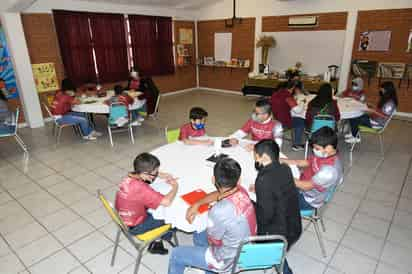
264, 30, 346, 75
214, 32, 232, 62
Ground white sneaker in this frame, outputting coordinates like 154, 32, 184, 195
137, 116, 145, 122
130, 120, 142, 127
91, 130, 103, 137
344, 133, 354, 139
83, 134, 97, 141
344, 136, 361, 144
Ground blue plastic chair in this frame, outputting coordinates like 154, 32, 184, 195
0, 108, 28, 153
304, 114, 336, 159
231, 235, 288, 274
300, 181, 340, 258
107, 102, 134, 147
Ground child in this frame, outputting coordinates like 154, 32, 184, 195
115, 153, 179, 255
106, 85, 142, 127
51, 78, 100, 140
342, 77, 366, 102
179, 107, 213, 145
281, 127, 343, 210
345, 81, 397, 144
306, 83, 340, 129
229, 98, 283, 150
288, 81, 307, 151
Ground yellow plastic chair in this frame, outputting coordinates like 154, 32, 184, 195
165, 127, 180, 144
97, 190, 178, 274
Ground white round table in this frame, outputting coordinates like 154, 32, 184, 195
71, 90, 146, 114
303, 95, 367, 120
149, 140, 300, 233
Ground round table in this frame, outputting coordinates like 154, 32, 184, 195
71, 90, 146, 114
149, 140, 300, 233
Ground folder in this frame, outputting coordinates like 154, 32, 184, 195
181, 189, 209, 214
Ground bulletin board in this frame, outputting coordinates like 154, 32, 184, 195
32, 62, 59, 93
214, 32, 232, 62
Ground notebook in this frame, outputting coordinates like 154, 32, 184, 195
181, 189, 209, 214
206, 153, 228, 163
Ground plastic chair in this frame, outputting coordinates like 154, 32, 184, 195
97, 190, 178, 274
165, 127, 180, 144
43, 103, 82, 146
350, 111, 395, 163
107, 102, 134, 147
304, 115, 336, 159
300, 181, 340, 258
231, 235, 288, 274
0, 108, 28, 153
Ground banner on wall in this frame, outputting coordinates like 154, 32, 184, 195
0, 24, 19, 99
32, 63, 59, 93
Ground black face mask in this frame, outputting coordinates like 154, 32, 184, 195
379, 90, 384, 97
255, 162, 264, 172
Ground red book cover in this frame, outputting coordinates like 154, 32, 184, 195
181, 189, 209, 214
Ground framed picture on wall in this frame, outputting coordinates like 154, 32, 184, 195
407, 30, 412, 53
358, 30, 392, 51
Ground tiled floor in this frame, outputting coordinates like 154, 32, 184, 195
0, 90, 411, 274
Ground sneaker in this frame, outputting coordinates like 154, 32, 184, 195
83, 134, 97, 141
91, 130, 103, 137
292, 145, 305, 151
137, 116, 145, 122
130, 120, 142, 127
344, 136, 361, 144
344, 133, 354, 139
148, 241, 168, 255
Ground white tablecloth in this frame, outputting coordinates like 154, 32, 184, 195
71, 90, 146, 114
302, 95, 367, 120
149, 140, 300, 233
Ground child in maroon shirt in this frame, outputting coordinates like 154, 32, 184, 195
179, 107, 214, 145
115, 153, 179, 254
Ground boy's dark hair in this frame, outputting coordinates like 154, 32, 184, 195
378, 81, 398, 108
214, 157, 241, 189
114, 85, 124, 96
254, 139, 280, 162
133, 153, 160, 174
189, 107, 208, 120
287, 80, 303, 91
310, 126, 338, 149
255, 98, 272, 114
61, 78, 76, 92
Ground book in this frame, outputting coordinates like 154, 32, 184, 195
206, 153, 228, 163
181, 189, 209, 214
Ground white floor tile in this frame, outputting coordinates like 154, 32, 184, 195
4, 221, 48, 249
36, 174, 68, 187
380, 241, 412, 272
397, 197, 412, 214
0, 191, 13, 206
38, 208, 81, 232
375, 262, 409, 274
392, 210, 412, 230
341, 228, 385, 259
84, 209, 112, 229
67, 231, 113, 263
387, 225, 412, 250
0, 237, 12, 257
84, 248, 134, 274
69, 265, 92, 274
350, 212, 391, 238
0, 253, 26, 273
330, 246, 377, 274
29, 249, 80, 274
293, 230, 338, 264
70, 197, 102, 216
306, 217, 348, 243
8, 182, 43, 199
358, 200, 395, 222
287, 249, 327, 274
53, 218, 95, 246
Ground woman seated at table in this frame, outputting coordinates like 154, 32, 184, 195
127, 69, 147, 121
50, 78, 101, 140
306, 83, 340, 129
345, 81, 398, 144
341, 77, 366, 102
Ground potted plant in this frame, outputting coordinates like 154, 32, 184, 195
256, 35, 276, 73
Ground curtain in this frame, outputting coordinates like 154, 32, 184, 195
53, 10, 97, 86
128, 15, 158, 76
156, 16, 175, 75
89, 13, 129, 83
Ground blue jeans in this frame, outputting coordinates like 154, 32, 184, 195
292, 117, 305, 145
348, 114, 371, 137
131, 104, 147, 120
168, 231, 215, 274
57, 112, 93, 136
128, 213, 172, 240
298, 192, 314, 210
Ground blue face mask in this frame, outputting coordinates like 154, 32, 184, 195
313, 149, 328, 158
194, 123, 205, 130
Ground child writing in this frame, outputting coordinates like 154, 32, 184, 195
179, 107, 214, 145
106, 85, 142, 126
115, 153, 179, 255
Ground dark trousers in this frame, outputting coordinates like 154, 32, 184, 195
128, 213, 172, 240
298, 192, 314, 210
348, 114, 371, 137
292, 117, 306, 145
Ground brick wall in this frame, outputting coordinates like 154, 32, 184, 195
197, 18, 255, 92
351, 9, 412, 113
262, 12, 347, 32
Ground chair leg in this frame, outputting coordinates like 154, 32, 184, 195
111, 229, 121, 266
319, 216, 326, 232
56, 127, 63, 146
108, 127, 114, 147
14, 134, 28, 153
313, 220, 327, 258
304, 140, 309, 160
133, 250, 143, 274
173, 230, 179, 247
379, 134, 384, 157
129, 125, 135, 145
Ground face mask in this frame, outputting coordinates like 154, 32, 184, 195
313, 149, 328, 158
352, 86, 361, 92
379, 90, 385, 96
254, 162, 264, 171
194, 123, 205, 130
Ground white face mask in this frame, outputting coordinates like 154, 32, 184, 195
352, 85, 361, 92
313, 149, 328, 158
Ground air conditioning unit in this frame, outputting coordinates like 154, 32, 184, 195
288, 16, 318, 28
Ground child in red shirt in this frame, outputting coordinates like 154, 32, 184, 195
341, 77, 366, 102
106, 85, 143, 127
115, 153, 179, 254
179, 107, 213, 145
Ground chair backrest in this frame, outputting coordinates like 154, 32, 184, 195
165, 127, 180, 143
379, 109, 396, 133
232, 235, 288, 273
311, 114, 336, 133
108, 103, 128, 125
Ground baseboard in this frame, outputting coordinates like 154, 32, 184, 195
394, 112, 412, 119
197, 87, 244, 96
160, 88, 197, 97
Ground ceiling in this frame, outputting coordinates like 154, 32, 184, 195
76, 0, 223, 9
